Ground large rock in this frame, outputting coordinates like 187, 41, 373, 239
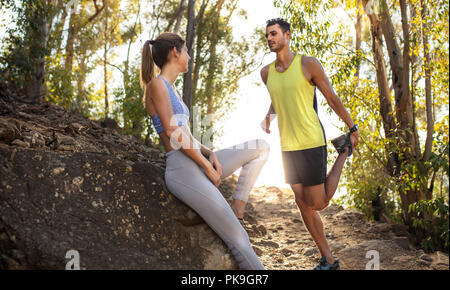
0, 145, 238, 269
333, 208, 366, 221
319, 203, 344, 217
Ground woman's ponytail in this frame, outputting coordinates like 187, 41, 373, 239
140, 34, 185, 109
140, 40, 155, 109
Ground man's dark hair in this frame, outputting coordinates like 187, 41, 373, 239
266, 18, 291, 33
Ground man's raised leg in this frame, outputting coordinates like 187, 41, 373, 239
300, 148, 349, 211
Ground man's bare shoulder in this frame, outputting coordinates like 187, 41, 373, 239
302, 55, 321, 68
260, 64, 270, 84
302, 55, 325, 79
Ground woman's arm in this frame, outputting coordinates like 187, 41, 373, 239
199, 142, 213, 158
171, 125, 213, 169
146, 79, 212, 171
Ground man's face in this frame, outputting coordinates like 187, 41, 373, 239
265, 24, 289, 52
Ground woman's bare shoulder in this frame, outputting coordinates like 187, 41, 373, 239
147, 77, 165, 92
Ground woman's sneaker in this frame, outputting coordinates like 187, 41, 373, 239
313, 257, 340, 270
331, 133, 352, 157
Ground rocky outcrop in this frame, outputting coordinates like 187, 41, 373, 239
0, 98, 239, 269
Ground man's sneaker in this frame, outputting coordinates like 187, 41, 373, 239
331, 133, 352, 157
313, 257, 340, 270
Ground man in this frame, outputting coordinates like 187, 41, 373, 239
260, 18, 359, 270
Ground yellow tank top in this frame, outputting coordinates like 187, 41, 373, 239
266, 54, 326, 151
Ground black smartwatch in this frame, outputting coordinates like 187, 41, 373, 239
349, 124, 358, 134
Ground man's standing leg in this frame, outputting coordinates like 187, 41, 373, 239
291, 147, 349, 267
292, 183, 335, 265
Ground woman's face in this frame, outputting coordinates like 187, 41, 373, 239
177, 44, 190, 73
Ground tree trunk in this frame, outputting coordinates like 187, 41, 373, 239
104, 8, 109, 118
64, 11, 76, 74
195, 0, 209, 26
398, 0, 418, 157
204, 0, 226, 115
76, 53, 89, 116
421, 0, 434, 162
364, 3, 398, 176
354, 2, 362, 78
398, 0, 431, 227
53, 2, 68, 56
192, 0, 209, 102
364, 0, 433, 229
24, 1, 53, 103
165, 0, 187, 33
378, 0, 403, 111
182, 0, 195, 112
409, 2, 421, 166
378, 1, 419, 158
127, 3, 143, 137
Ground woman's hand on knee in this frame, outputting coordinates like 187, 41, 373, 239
204, 163, 221, 187
208, 152, 223, 177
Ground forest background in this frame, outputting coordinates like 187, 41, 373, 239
0, 0, 448, 252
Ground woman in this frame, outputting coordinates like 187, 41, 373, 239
140, 32, 269, 270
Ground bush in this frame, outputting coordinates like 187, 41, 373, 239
409, 197, 449, 252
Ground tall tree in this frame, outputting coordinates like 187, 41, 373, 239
182, 0, 196, 110
361, 0, 432, 228
421, 0, 434, 161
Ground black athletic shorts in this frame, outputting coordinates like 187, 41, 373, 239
281, 145, 327, 186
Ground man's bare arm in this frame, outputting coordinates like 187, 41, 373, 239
308, 57, 354, 129
260, 65, 276, 133
307, 56, 358, 147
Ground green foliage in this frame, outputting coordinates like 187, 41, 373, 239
409, 197, 449, 252
45, 53, 76, 108
274, 0, 344, 58
0, 0, 57, 92
44, 0, 107, 115
112, 62, 147, 139
335, 120, 403, 222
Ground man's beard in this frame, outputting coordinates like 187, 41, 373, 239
269, 44, 282, 52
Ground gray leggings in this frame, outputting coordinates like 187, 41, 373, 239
164, 138, 270, 270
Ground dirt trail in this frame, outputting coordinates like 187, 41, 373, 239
237, 185, 449, 270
